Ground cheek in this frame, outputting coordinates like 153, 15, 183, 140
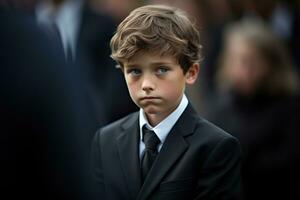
126, 79, 139, 97
160, 79, 184, 99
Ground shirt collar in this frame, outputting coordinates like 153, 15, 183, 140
139, 94, 188, 144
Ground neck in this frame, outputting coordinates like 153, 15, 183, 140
146, 113, 165, 127
143, 95, 185, 127
145, 104, 179, 127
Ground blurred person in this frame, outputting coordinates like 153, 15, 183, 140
35, 0, 84, 60
34, 0, 138, 125
194, 0, 244, 116
92, 5, 241, 200
0, 6, 102, 199
208, 19, 300, 199
242, 0, 300, 72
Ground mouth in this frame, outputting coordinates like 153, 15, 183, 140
140, 96, 161, 101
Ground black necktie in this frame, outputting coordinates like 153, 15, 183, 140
141, 126, 160, 182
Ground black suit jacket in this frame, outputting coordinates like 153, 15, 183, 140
92, 104, 241, 200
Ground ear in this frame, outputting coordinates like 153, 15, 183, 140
185, 63, 199, 85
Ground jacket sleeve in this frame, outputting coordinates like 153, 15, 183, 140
195, 136, 242, 200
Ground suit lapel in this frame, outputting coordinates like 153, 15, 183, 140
137, 104, 198, 200
116, 113, 142, 200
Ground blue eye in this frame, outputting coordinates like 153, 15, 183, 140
127, 69, 142, 76
156, 67, 169, 75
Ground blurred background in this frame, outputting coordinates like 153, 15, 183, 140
1, 0, 300, 199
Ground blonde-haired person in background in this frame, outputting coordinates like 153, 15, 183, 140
217, 19, 298, 97
208, 19, 300, 199
92, 4, 241, 200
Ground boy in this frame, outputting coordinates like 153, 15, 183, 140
92, 4, 241, 200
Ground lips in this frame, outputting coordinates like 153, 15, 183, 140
140, 96, 161, 101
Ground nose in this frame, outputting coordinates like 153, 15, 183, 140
141, 74, 155, 93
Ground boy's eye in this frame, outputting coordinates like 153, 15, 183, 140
127, 69, 142, 76
156, 67, 169, 75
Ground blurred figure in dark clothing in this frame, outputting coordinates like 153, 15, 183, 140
207, 19, 300, 199
241, 0, 300, 73
0, 7, 101, 200
34, 0, 138, 125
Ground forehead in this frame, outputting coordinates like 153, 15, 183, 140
124, 51, 179, 67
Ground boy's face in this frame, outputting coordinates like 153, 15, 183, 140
123, 51, 198, 124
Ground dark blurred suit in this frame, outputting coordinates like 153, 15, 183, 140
34, 0, 138, 125
0, 7, 101, 200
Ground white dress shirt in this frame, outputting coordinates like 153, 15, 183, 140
139, 94, 188, 158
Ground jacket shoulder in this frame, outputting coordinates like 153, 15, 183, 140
95, 111, 138, 138
192, 116, 239, 147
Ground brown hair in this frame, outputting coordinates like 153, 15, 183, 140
217, 19, 299, 96
110, 4, 202, 74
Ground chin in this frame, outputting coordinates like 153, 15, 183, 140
143, 106, 161, 115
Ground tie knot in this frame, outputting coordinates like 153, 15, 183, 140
142, 126, 160, 150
